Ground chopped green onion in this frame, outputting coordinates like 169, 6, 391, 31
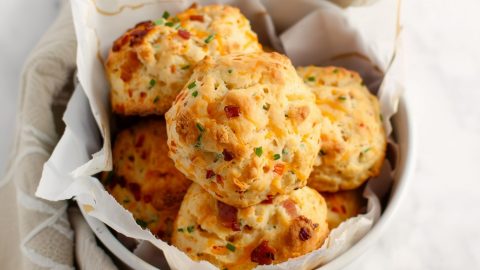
273, 154, 281, 160
214, 153, 223, 162
162, 11, 170, 19
254, 147, 263, 157
194, 135, 202, 148
154, 18, 165, 25
177, 228, 184, 232
187, 225, 195, 233
226, 243, 236, 252
196, 123, 205, 132
187, 81, 196, 89
173, 23, 181, 29
338, 96, 347, 101
363, 147, 371, 153
136, 219, 148, 228
192, 91, 198, 97
181, 64, 190, 70
165, 22, 175, 27
204, 34, 215, 44
149, 79, 156, 88
153, 96, 160, 103
282, 148, 288, 155
307, 76, 315, 82
333, 68, 339, 74
263, 103, 270, 111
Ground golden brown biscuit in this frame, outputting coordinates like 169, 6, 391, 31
172, 184, 329, 270
297, 66, 386, 192
321, 189, 366, 229
105, 4, 262, 116
101, 120, 191, 242
166, 52, 323, 208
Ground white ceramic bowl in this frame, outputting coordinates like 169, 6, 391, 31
80, 96, 415, 270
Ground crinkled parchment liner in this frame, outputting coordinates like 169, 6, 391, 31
36, 0, 403, 269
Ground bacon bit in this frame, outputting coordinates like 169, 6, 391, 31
222, 149, 234, 161
299, 227, 311, 241
216, 174, 224, 185
273, 164, 285, 175
140, 151, 148, 160
128, 183, 141, 201
261, 195, 274, 204
112, 35, 129, 52
282, 199, 298, 218
170, 65, 177, 74
190, 15, 204, 22
143, 194, 152, 203
139, 92, 146, 99
251, 241, 276, 265
206, 170, 215, 179
224, 105, 240, 118
211, 245, 228, 255
128, 155, 135, 162
341, 205, 347, 214
217, 201, 240, 231
135, 134, 145, 148
178, 29, 190, 39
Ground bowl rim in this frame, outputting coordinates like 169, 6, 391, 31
79, 95, 415, 270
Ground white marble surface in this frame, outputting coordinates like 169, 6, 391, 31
1, 0, 480, 269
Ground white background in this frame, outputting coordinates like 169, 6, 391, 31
0, 0, 479, 269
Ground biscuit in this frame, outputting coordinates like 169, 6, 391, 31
166, 52, 323, 207
321, 189, 366, 229
105, 4, 262, 115
101, 120, 191, 242
297, 66, 386, 192
172, 184, 329, 270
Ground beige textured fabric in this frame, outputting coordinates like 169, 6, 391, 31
0, 2, 117, 270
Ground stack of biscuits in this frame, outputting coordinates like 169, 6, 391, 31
101, 4, 386, 270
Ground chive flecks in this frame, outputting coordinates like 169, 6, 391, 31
254, 147, 263, 157
149, 79, 156, 88
273, 154, 281, 160
181, 64, 190, 70
226, 243, 236, 252
154, 18, 165, 25
194, 135, 202, 148
196, 123, 205, 132
282, 148, 288, 155
338, 96, 347, 101
307, 76, 315, 82
192, 91, 198, 97
165, 22, 175, 27
363, 147, 371, 153
187, 81, 196, 89
187, 225, 195, 233
153, 96, 160, 103
263, 103, 270, 111
136, 219, 148, 228
162, 11, 170, 19
205, 34, 215, 44
214, 153, 223, 162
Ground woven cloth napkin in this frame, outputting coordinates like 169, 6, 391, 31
0, 2, 117, 269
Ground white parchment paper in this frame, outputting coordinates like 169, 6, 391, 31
37, 0, 403, 269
